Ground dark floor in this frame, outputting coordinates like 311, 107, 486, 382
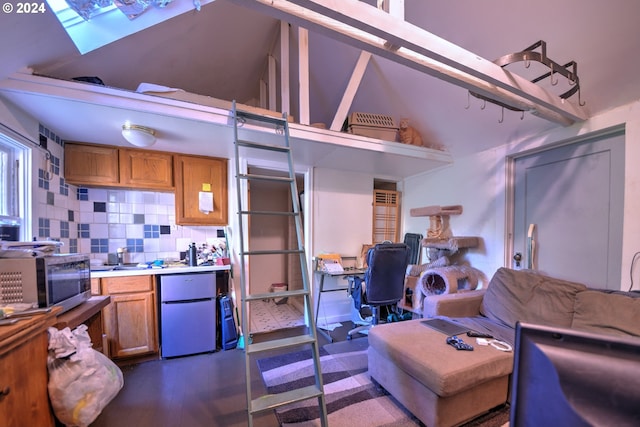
92, 323, 355, 427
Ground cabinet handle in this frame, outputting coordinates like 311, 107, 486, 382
0, 386, 10, 399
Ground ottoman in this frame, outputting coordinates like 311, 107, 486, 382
368, 319, 513, 427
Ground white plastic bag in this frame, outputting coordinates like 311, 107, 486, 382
47, 325, 124, 427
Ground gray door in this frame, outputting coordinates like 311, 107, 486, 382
513, 130, 624, 289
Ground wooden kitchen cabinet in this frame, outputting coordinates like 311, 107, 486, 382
101, 275, 158, 360
64, 142, 174, 190
64, 142, 119, 186
174, 154, 228, 225
119, 148, 174, 190
91, 277, 101, 295
0, 310, 58, 427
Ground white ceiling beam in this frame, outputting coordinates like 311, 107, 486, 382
230, 0, 588, 125
268, 54, 277, 112
330, 51, 371, 131
285, 0, 587, 122
280, 21, 291, 116
298, 27, 310, 125
259, 79, 267, 109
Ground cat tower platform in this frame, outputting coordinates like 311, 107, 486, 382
410, 205, 463, 217
410, 205, 480, 254
421, 236, 480, 251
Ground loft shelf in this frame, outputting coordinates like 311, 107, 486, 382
0, 70, 453, 180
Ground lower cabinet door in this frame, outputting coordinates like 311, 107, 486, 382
103, 291, 158, 358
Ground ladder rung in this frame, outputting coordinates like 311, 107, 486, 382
247, 334, 316, 354
236, 140, 290, 153
250, 385, 323, 414
236, 110, 287, 126
241, 249, 304, 256
237, 173, 293, 183
245, 289, 310, 302
239, 210, 298, 217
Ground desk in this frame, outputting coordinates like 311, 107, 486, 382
55, 296, 111, 355
314, 268, 366, 342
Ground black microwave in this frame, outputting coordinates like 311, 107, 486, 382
0, 254, 90, 314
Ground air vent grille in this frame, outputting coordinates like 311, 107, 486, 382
0, 272, 25, 304
375, 190, 398, 205
348, 112, 397, 129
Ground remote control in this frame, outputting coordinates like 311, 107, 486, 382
467, 331, 493, 338
446, 336, 474, 351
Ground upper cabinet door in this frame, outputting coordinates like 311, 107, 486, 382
64, 142, 119, 186
119, 148, 174, 190
174, 154, 228, 226
64, 143, 174, 190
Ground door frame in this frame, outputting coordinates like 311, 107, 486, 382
238, 160, 313, 327
504, 124, 626, 268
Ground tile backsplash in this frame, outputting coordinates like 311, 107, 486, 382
33, 126, 224, 264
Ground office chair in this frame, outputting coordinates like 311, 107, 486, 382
347, 242, 412, 339
403, 233, 423, 264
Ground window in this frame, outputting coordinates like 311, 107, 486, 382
0, 132, 31, 241
372, 189, 400, 243
45, 0, 215, 54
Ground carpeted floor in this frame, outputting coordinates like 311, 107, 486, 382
257, 338, 510, 427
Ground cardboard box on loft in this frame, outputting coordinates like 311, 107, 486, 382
346, 112, 399, 141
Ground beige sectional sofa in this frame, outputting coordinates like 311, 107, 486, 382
368, 267, 640, 427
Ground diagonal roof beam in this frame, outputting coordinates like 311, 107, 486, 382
331, 51, 371, 131
230, 0, 588, 126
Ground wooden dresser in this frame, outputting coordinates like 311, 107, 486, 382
0, 296, 111, 426
0, 307, 60, 427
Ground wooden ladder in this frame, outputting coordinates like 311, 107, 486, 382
232, 101, 328, 427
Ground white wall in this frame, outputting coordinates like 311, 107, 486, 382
312, 167, 374, 323
403, 148, 506, 277
402, 99, 640, 291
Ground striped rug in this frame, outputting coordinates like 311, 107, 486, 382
257, 338, 421, 427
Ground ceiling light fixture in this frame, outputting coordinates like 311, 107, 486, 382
122, 123, 156, 147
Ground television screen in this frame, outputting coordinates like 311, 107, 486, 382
510, 322, 640, 427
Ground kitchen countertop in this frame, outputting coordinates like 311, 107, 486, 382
90, 264, 231, 278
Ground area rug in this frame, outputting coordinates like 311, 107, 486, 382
257, 338, 510, 427
250, 299, 305, 333
257, 338, 419, 426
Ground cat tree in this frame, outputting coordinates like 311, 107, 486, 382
398, 205, 483, 312
409, 204, 479, 258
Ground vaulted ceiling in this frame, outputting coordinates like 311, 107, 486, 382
2, 0, 640, 160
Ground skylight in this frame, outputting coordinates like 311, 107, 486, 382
46, 0, 214, 55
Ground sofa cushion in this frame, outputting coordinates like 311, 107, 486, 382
368, 319, 513, 397
571, 290, 640, 337
480, 268, 587, 329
